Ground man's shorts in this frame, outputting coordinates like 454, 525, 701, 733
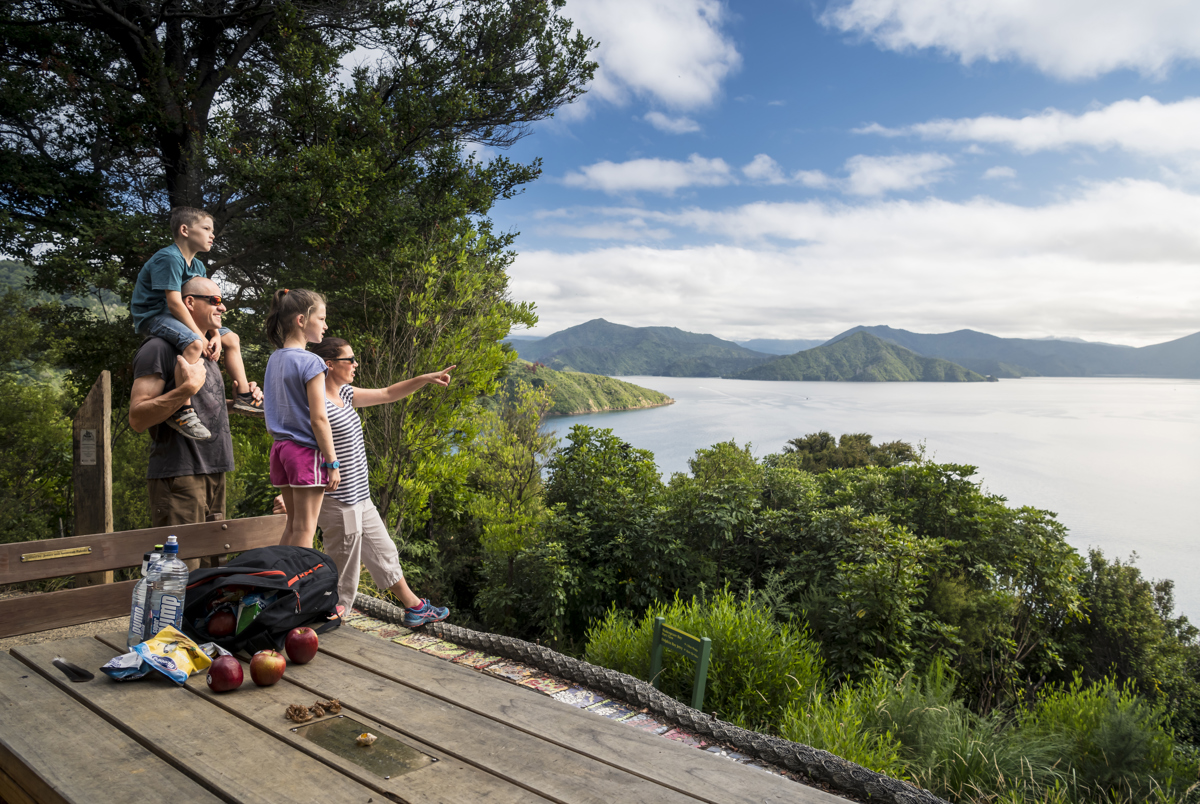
270, 439, 328, 488
140, 312, 231, 350
148, 472, 226, 527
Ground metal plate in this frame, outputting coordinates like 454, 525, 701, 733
295, 716, 434, 778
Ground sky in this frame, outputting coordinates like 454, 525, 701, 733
484, 0, 1200, 347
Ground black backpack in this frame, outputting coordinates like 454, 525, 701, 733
181, 545, 341, 653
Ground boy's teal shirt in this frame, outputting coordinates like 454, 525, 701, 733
130, 244, 208, 333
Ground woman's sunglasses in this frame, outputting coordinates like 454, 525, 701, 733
329, 356, 359, 364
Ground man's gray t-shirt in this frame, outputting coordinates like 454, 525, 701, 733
131, 337, 234, 479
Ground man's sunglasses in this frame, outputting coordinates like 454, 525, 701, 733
184, 294, 223, 306
329, 356, 359, 364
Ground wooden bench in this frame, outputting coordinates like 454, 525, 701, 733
0, 515, 285, 638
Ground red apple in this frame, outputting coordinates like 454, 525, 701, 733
249, 649, 286, 686
206, 655, 244, 692
207, 609, 236, 638
285, 626, 319, 664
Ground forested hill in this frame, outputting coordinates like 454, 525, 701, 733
831, 325, 1200, 378
735, 331, 986, 382
509, 318, 773, 377
500, 360, 674, 415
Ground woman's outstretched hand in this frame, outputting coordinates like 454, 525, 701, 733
426, 366, 455, 387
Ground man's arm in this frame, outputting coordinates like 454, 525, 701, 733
129, 356, 206, 432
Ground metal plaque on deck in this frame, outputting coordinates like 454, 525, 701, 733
296, 716, 434, 778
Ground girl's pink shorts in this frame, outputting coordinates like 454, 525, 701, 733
269, 440, 328, 488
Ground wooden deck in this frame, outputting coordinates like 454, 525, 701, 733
1, 625, 844, 804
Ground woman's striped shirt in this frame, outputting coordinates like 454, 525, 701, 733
325, 385, 370, 505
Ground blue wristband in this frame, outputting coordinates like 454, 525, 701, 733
322, 461, 340, 469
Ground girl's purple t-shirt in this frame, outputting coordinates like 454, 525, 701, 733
264, 348, 327, 450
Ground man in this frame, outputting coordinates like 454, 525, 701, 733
129, 276, 262, 566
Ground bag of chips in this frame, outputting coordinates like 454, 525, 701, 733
131, 626, 212, 685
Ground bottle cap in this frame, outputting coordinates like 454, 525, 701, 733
164, 535, 179, 554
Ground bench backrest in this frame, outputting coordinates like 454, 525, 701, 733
0, 515, 285, 638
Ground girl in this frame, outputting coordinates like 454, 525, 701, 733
263, 288, 339, 548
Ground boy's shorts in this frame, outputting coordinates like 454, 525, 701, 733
140, 313, 231, 350
270, 440, 328, 488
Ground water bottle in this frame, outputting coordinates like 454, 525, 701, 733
148, 535, 189, 635
126, 547, 162, 646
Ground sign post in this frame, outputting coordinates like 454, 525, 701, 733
71, 371, 113, 587
648, 616, 712, 712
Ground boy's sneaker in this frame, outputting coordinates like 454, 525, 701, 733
166, 406, 211, 440
231, 391, 265, 418
403, 599, 449, 628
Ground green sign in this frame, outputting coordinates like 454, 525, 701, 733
648, 617, 712, 712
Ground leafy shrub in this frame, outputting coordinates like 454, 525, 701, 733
868, 661, 1070, 801
780, 665, 906, 776
1019, 674, 1192, 800
584, 589, 824, 731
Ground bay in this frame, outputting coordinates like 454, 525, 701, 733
543, 376, 1200, 618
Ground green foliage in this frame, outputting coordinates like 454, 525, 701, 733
585, 590, 826, 731
737, 331, 985, 382
543, 425, 680, 643
1061, 550, 1200, 745
1019, 674, 1191, 800
779, 431, 917, 472
497, 359, 673, 415
779, 667, 906, 777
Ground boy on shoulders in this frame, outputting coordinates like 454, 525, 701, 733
131, 207, 263, 439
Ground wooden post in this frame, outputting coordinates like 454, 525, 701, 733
72, 371, 113, 586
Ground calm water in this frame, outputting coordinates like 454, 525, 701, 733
544, 377, 1200, 618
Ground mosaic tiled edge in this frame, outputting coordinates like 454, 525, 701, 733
344, 608, 790, 779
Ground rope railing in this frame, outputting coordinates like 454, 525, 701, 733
352, 593, 949, 804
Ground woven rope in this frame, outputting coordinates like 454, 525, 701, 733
353, 594, 948, 804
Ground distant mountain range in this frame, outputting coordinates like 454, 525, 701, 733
736, 337, 827, 354
736, 332, 985, 382
507, 319, 1200, 381
509, 319, 775, 377
832, 325, 1200, 379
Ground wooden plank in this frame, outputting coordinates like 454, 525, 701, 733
0, 651, 223, 804
12, 638, 395, 804
249, 632, 711, 804
0, 580, 138, 639
318, 627, 841, 804
93, 631, 553, 804
0, 763, 40, 804
0, 515, 285, 585
71, 371, 113, 587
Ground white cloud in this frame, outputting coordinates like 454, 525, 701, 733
843, 153, 954, 196
644, 111, 702, 134
860, 97, 1200, 161
982, 166, 1016, 179
562, 154, 734, 195
821, 0, 1200, 79
569, 0, 741, 110
742, 154, 788, 184
794, 169, 834, 189
512, 179, 1200, 345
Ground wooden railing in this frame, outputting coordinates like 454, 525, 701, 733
0, 515, 285, 638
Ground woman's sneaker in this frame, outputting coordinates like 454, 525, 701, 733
403, 599, 449, 628
230, 391, 265, 418
166, 406, 211, 440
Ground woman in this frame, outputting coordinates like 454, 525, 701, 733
288, 337, 455, 627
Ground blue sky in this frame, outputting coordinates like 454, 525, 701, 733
482, 0, 1200, 346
